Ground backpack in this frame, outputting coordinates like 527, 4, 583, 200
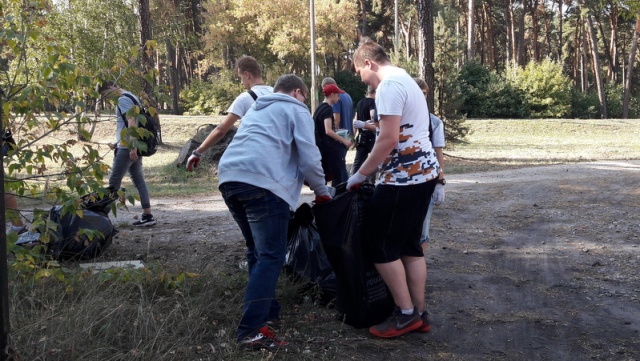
2, 129, 17, 156
118, 93, 159, 157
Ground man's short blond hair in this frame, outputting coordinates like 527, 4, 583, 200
353, 37, 390, 67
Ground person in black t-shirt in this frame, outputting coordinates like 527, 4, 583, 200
351, 85, 378, 175
312, 84, 353, 186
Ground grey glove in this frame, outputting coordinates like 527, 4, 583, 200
433, 184, 445, 206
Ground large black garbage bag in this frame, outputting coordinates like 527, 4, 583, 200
47, 192, 118, 261
311, 184, 394, 328
285, 203, 337, 304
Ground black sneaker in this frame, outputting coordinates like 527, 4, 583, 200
132, 214, 157, 227
240, 326, 289, 351
369, 307, 423, 338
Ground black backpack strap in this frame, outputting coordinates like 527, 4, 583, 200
118, 93, 143, 128
248, 90, 258, 101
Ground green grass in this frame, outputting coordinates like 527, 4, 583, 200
133, 117, 640, 196
443, 119, 640, 174
90, 115, 224, 197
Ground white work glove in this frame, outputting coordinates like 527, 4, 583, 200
347, 172, 367, 191
353, 120, 366, 129
432, 184, 445, 206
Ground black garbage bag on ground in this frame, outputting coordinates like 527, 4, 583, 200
311, 184, 394, 328
47, 191, 118, 261
285, 203, 337, 304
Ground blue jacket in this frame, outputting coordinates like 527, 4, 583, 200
218, 93, 329, 209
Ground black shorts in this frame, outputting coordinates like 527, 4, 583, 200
363, 180, 437, 263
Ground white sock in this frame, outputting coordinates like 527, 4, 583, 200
401, 308, 414, 315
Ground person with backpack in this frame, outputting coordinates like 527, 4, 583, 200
414, 78, 446, 252
347, 38, 440, 338
186, 56, 273, 171
98, 81, 157, 227
216, 74, 331, 351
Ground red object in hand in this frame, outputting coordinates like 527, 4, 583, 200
315, 195, 332, 204
186, 155, 200, 171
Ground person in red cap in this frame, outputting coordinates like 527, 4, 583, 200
312, 84, 353, 186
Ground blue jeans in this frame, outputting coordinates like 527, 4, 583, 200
333, 145, 349, 187
420, 196, 435, 244
109, 148, 151, 209
219, 182, 291, 341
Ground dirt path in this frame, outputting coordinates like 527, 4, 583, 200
426, 161, 640, 360
107, 161, 640, 360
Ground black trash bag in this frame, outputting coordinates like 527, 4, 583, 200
47, 192, 118, 261
285, 203, 337, 304
311, 184, 394, 328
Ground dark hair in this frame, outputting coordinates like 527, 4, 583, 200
274, 74, 308, 95
97, 80, 115, 94
353, 37, 390, 67
236, 56, 262, 78
413, 78, 429, 93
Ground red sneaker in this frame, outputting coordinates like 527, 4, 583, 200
369, 307, 423, 338
240, 326, 289, 351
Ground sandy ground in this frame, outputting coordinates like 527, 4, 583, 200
106, 160, 640, 360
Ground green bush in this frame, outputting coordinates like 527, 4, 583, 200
458, 62, 528, 118
179, 71, 244, 115
605, 83, 624, 119
458, 62, 491, 118
507, 58, 572, 118
570, 89, 599, 119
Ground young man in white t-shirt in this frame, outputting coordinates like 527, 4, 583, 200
348, 38, 441, 338
186, 56, 273, 170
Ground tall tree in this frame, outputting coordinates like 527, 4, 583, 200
531, 0, 540, 62
418, 0, 435, 109
467, 0, 476, 61
139, 0, 153, 96
623, 16, 640, 118
580, 0, 607, 118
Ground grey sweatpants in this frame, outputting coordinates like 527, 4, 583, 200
109, 148, 151, 210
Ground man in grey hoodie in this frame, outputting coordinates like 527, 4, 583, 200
193, 74, 331, 351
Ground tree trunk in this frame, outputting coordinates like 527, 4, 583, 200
557, 0, 563, 60
139, 0, 153, 97
358, 0, 367, 36
167, 40, 180, 115
399, 17, 412, 59
531, 0, 539, 62
418, 0, 435, 111
483, 1, 496, 70
467, 0, 476, 61
607, 3, 619, 82
505, 0, 513, 63
582, 3, 607, 118
516, 0, 527, 66
623, 17, 640, 118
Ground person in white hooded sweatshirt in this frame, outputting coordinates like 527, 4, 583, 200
189, 74, 331, 351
